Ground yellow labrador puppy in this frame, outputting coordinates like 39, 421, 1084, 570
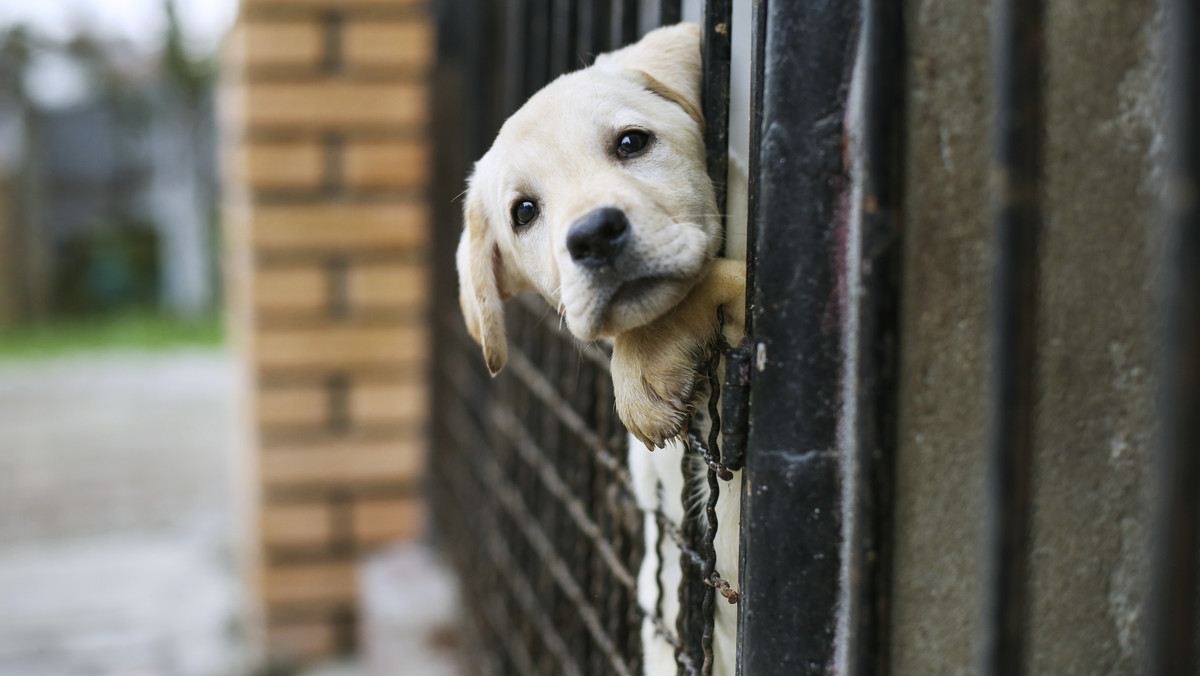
456, 23, 743, 676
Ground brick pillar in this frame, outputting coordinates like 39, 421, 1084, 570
223, 0, 432, 664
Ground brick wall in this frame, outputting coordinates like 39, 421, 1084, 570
223, 0, 432, 663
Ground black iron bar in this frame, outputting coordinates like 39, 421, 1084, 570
502, 0, 529, 115
591, 0, 614, 54
701, 0, 732, 222
659, 0, 681, 26
674, 2, 734, 672
982, 0, 1044, 673
611, 0, 638, 47
576, 0, 597, 64
428, 2, 507, 669
848, 0, 904, 674
720, 0, 768, 475
1149, 0, 1200, 672
550, 0, 577, 76
698, 350, 724, 676
526, 0, 552, 93
737, 0, 860, 672
676, 437, 706, 674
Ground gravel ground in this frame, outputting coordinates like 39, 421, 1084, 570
0, 351, 252, 676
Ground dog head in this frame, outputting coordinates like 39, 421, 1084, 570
457, 23, 719, 374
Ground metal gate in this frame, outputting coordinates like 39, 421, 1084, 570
428, 2, 736, 673
428, 0, 1200, 673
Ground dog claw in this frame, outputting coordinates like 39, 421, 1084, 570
612, 361, 696, 451
632, 414, 687, 452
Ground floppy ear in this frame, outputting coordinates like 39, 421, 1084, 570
455, 188, 508, 375
594, 23, 704, 127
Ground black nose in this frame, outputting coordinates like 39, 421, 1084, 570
567, 207, 629, 268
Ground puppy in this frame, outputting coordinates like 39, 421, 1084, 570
456, 23, 744, 676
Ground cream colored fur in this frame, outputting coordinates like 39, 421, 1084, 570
456, 23, 745, 676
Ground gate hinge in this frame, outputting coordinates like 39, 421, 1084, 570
720, 342, 752, 471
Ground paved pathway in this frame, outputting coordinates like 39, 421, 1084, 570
0, 351, 250, 676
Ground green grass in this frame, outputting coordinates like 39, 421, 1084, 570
0, 311, 225, 361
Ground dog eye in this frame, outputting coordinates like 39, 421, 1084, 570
615, 130, 650, 159
511, 199, 538, 229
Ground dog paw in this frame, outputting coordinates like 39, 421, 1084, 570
611, 329, 707, 449
610, 258, 747, 449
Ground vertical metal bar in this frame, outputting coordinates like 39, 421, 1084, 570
429, 5, 502, 672
430, 0, 486, 495
699, 357, 725, 676
526, 0, 552, 94
659, 0, 682, 26
577, 0, 597, 63
483, 0, 510, 136
720, 0, 767, 473
576, 0, 592, 62
702, 3, 731, 670
676, 435, 707, 676
701, 0, 731, 223
583, 0, 613, 56
611, 0, 638, 47
737, 0, 860, 674
848, 0, 904, 674
551, 0, 578, 77
982, 0, 1044, 672
737, 0, 766, 345
669, 4, 733, 674
1149, 0, 1200, 672
503, 0, 530, 114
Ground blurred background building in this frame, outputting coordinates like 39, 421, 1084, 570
0, 2, 221, 324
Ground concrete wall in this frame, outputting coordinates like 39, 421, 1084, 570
891, 0, 1162, 672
